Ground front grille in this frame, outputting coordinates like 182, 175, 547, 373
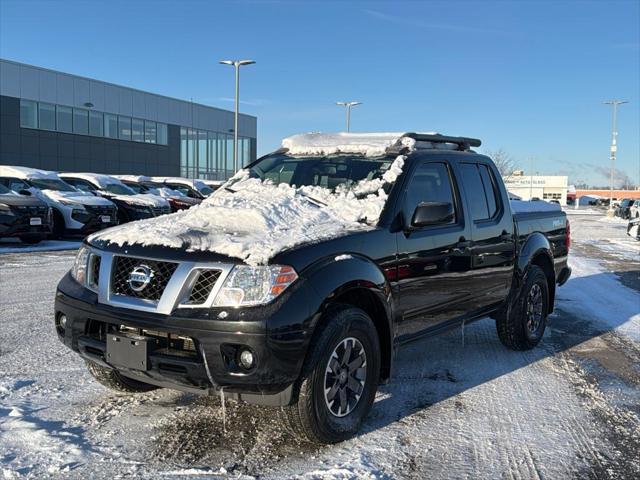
11, 205, 49, 216
152, 206, 172, 217
111, 256, 178, 301
185, 269, 222, 305
85, 205, 116, 216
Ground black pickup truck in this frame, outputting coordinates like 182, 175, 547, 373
54, 132, 570, 443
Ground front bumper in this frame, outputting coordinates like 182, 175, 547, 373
0, 213, 52, 237
54, 273, 314, 405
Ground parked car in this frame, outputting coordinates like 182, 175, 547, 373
152, 177, 215, 199
629, 199, 640, 219
115, 175, 200, 212
54, 132, 571, 444
59, 173, 171, 223
0, 166, 117, 238
615, 198, 633, 219
0, 182, 53, 244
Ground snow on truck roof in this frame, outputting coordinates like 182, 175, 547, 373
280, 132, 472, 157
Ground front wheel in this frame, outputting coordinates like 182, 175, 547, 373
286, 306, 380, 444
496, 265, 549, 351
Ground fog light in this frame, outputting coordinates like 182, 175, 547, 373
239, 349, 255, 370
55, 314, 67, 335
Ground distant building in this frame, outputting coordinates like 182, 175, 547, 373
0, 59, 257, 180
503, 171, 569, 205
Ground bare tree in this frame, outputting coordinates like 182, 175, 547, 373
485, 149, 518, 180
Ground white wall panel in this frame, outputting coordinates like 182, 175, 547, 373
0, 60, 20, 97
55, 74, 74, 105
38, 70, 57, 103
19, 65, 39, 100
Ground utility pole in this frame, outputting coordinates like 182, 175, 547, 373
603, 100, 628, 213
336, 101, 362, 132
220, 59, 256, 174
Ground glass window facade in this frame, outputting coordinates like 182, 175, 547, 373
118, 116, 132, 140
179, 129, 254, 180
38, 103, 56, 131
56, 106, 73, 133
17, 99, 168, 145
144, 120, 156, 143
131, 118, 144, 142
19, 100, 37, 128
89, 111, 104, 136
73, 108, 89, 135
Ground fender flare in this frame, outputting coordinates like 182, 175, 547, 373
302, 253, 396, 380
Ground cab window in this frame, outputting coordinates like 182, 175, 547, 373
403, 162, 457, 226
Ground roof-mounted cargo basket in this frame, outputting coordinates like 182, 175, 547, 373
402, 133, 481, 151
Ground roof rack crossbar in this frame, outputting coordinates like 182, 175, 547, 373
402, 133, 481, 151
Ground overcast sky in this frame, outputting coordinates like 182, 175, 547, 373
1, 0, 638, 186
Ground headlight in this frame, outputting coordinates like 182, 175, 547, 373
71, 246, 90, 285
0, 203, 14, 214
213, 265, 298, 307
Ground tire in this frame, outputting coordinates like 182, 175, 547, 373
496, 265, 549, 351
51, 209, 65, 240
86, 360, 159, 393
285, 305, 380, 444
19, 234, 44, 245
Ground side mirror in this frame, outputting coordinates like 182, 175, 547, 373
18, 189, 32, 196
411, 202, 455, 228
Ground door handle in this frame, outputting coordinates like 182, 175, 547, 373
456, 239, 472, 249
500, 232, 512, 241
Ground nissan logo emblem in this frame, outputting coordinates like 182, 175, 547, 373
127, 264, 154, 292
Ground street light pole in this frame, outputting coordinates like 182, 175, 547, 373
603, 100, 628, 212
336, 101, 362, 132
220, 59, 255, 174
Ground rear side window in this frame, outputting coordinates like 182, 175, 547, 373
403, 162, 457, 224
459, 163, 501, 221
478, 164, 499, 218
459, 164, 489, 220
0, 177, 30, 193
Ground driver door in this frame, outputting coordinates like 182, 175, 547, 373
395, 161, 474, 340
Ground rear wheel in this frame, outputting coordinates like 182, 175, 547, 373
286, 306, 380, 444
496, 265, 549, 351
86, 360, 159, 393
19, 234, 44, 245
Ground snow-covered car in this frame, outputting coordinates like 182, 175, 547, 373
629, 200, 640, 219
59, 173, 171, 223
152, 177, 215, 199
114, 175, 200, 212
0, 166, 117, 238
0, 182, 53, 244
55, 132, 571, 444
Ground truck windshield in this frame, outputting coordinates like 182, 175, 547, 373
29, 178, 77, 192
244, 154, 394, 191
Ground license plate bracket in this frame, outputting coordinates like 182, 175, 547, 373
106, 334, 152, 371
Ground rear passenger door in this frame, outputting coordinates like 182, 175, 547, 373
456, 162, 516, 312
395, 160, 474, 339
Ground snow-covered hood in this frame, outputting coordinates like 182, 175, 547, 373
36, 189, 114, 207
91, 155, 406, 265
112, 193, 169, 208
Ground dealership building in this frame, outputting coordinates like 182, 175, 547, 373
503, 171, 569, 205
0, 59, 257, 179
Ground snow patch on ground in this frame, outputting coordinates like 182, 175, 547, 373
92, 156, 406, 265
0, 239, 80, 254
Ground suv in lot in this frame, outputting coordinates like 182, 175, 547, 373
59, 173, 171, 223
55, 132, 571, 443
0, 183, 52, 244
0, 166, 117, 238
153, 177, 215, 199
115, 176, 200, 212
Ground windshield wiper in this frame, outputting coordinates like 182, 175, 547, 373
299, 191, 328, 207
